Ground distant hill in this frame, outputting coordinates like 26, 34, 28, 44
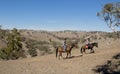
0, 29, 119, 59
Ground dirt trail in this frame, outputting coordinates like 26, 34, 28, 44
0, 45, 119, 74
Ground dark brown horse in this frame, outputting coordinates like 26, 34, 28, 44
80, 42, 98, 55
56, 43, 76, 59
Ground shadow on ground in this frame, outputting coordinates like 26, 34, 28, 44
63, 55, 83, 59
92, 53, 120, 74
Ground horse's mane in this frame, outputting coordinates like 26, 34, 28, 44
92, 42, 98, 44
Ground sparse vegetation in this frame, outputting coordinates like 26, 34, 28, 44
25, 39, 49, 48
38, 45, 52, 54
51, 41, 61, 48
0, 28, 120, 74
0, 28, 119, 60
25, 39, 52, 56
0, 28, 26, 60
104, 32, 120, 40
27, 48, 37, 57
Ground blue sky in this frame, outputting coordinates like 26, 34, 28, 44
0, 0, 119, 31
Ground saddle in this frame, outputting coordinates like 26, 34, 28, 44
85, 45, 88, 49
85, 44, 91, 49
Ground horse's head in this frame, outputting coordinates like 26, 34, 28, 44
93, 42, 98, 48
72, 42, 78, 48
67, 42, 77, 49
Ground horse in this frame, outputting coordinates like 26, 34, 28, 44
80, 42, 98, 55
56, 43, 76, 59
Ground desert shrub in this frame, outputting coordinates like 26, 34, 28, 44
37, 41, 49, 45
0, 28, 25, 60
21, 37, 26, 42
99, 37, 102, 40
38, 45, 52, 54
0, 26, 7, 39
0, 48, 7, 60
105, 32, 119, 39
49, 38, 52, 42
26, 39, 52, 56
27, 48, 37, 57
25, 39, 49, 49
106, 33, 114, 38
0, 47, 26, 60
92, 35, 98, 40
25, 39, 37, 48
51, 41, 61, 47
80, 36, 86, 44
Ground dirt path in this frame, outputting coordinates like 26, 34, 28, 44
0, 46, 119, 74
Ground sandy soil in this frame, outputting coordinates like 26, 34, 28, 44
0, 41, 120, 74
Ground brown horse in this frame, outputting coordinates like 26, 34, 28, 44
80, 42, 98, 55
56, 43, 76, 59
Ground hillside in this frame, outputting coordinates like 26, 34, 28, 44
0, 29, 120, 74
0, 38, 120, 74
0, 29, 119, 58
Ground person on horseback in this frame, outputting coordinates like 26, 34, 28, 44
85, 38, 91, 48
63, 38, 67, 52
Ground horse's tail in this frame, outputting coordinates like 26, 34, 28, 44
56, 47, 58, 58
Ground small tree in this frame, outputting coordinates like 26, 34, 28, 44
97, 2, 120, 37
0, 25, 6, 39
1, 28, 24, 60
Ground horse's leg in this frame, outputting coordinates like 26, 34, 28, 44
59, 52, 61, 59
92, 49, 94, 53
90, 48, 94, 53
60, 52, 64, 59
83, 49, 86, 54
91, 48, 94, 53
69, 51, 71, 57
67, 52, 71, 58
59, 52, 63, 59
80, 48, 83, 55
87, 48, 90, 54
66, 52, 68, 58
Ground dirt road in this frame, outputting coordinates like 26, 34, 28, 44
0, 44, 119, 74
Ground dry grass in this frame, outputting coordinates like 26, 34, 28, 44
0, 30, 120, 74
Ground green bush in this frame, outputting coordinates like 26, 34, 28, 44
0, 28, 26, 60
27, 48, 37, 57
105, 32, 119, 39
0, 48, 8, 60
51, 41, 61, 48
38, 45, 51, 53
25, 39, 49, 49
26, 39, 52, 55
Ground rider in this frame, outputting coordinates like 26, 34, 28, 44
63, 38, 67, 52
85, 38, 91, 48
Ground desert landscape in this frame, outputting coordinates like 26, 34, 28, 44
0, 1, 120, 74
0, 29, 120, 74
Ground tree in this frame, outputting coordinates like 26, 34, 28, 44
0, 28, 25, 60
0, 25, 6, 39
97, 2, 120, 37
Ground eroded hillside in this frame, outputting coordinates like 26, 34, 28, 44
0, 29, 119, 60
